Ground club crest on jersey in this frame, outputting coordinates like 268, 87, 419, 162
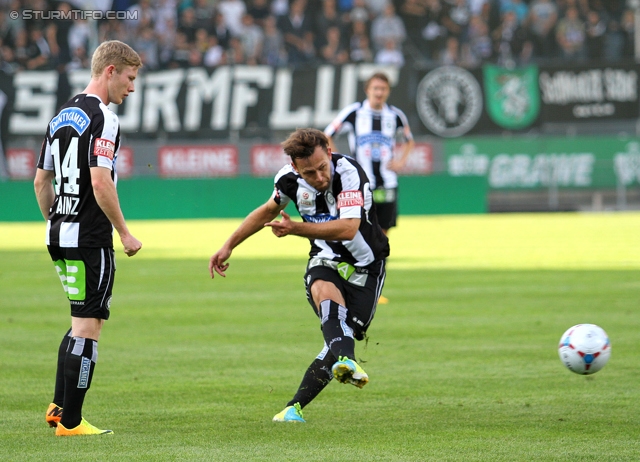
325, 192, 335, 205
94, 138, 115, 160
337, 190, 364, 208
49, 108, 90, 136
300, 190, 314, 206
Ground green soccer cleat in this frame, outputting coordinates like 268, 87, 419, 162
45, 403, 63, 428
332, 356, 369, 388
272, 402, 305, 422
55, 418, 114, 436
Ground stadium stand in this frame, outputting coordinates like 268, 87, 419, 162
0, 0, 634, 73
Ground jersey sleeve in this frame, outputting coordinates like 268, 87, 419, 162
89, 104, 119, 170
393, 105, 414, 142
36, 134, 53, 171
272, 164, 295, 206
324, 102, 360, 137
335, 157, 367, 220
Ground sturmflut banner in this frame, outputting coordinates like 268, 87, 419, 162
5, 62, 638, 140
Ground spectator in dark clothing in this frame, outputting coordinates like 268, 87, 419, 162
247, 0, 271, 27
399, 0, 427, 51
492, 10, 532, 66
188, 47, 203, 67
134, 25, 160, 69
585, 10, 606, 59
13, 28, 29, 70
442, 0, 472, 44
66, 45, 90, 71
260, 15, 286, 66
240, 14, 264, 65
0, 11, 16, 48
349, 19, 373, 62
0, 43, 20, 73
555, 6, 586, 60
213, 12, 232, 49
26, 27, 51, 70
193, 0, 216, 31
169, 31, 192, 67
319, 26, 349, 64
422, 0, 447, 60
178, 7, 199, 43
278, 0, 315, 66
227, 36, 246, 64
314, 0, 345, 50
46, 2, 73, 68
529, 0, 558, 59
468, 13, 493, 65
620, 9, 635, 59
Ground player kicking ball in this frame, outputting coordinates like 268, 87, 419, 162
209, 128, 389, 422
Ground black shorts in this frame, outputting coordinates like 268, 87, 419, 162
304, 258, 386, 340
372, 187, 398, 230
47, 246, 116, 320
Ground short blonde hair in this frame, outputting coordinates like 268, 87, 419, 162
91, 40, 142, 78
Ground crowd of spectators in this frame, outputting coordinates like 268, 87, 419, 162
0, 0, 636, 74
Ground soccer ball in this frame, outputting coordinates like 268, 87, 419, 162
558, 324, 611, 375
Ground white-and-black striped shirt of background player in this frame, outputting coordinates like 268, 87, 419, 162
324, 100, 413, 190
272, 153, 389, 268
37, 94, 121, 248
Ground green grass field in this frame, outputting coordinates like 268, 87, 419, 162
1, 213, 639, 461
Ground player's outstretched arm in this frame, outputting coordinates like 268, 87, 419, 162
209, 198, 284, 278
91, 166, 142, 257
266, 210, 360, 241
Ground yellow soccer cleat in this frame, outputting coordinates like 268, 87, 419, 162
378, 295, 389, 304
272, 402, 305, 422
331, 356, 369, 389
55, 418, 114, 436
45, 403, 63, 428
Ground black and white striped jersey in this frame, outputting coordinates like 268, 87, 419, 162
324, 100, 413, 190
36, 94, 121, 248
272, 153, 389, 267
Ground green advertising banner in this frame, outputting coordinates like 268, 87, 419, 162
0, 175, 486, 222
445, 136, 640, 190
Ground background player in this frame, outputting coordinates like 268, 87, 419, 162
34, 40, 142, 436
324, 72, 415, 236
209, 128, 389, 422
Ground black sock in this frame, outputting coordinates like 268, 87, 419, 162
53, 328, 72, 407
61, 337, 98, 429
319, 299, 355, 360
287, 346, 337, 408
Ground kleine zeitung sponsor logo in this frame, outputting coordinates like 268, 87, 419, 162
6, 148, 35, 179
250, 144, 290, 176
159, 145, 238, 177
337, 190, 364, 208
